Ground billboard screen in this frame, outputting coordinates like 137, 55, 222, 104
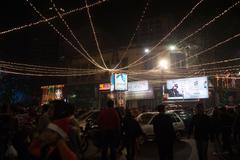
115, 73, 128, 91
128, 80, 149, 92
166, 76, 208, 100
110, 73, 128, 91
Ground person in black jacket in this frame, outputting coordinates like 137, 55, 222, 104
122, 110, 143, 160
152, 104, 175, 160
211, 107, 222, 155
189, 103, 212, 160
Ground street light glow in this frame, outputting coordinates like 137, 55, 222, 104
168, 45, 177, 51
158, 59, 169, 70
144, 48, 150, 53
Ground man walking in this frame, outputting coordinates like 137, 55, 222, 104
152, 104, 175, 160
97, 99, 121, 160
189, 103, 211, 160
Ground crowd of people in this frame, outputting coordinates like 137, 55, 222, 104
0, 101, 79, 160
0, 100, 145, 160
188, 104, 240, 160
0, 100, 240, 160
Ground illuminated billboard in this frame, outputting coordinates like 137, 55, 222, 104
166, 76, 208, 100
110, 73, 128, 91
128, 80, 149, 92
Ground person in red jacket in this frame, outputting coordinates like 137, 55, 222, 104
97, 99, 120, 160
29, 100, 77, 160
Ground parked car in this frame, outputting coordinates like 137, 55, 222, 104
78, 110, 100, 129
136, 110, 185, 140
173, 109, 192, 121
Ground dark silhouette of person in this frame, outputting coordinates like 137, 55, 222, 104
97, 99, 121, 160
152, 104, 175, 160
233, 105, 240, 148
189, 103, 212, 160
122, 109, 144, 160
211, 107, 222, 155
220, 107, 234, 154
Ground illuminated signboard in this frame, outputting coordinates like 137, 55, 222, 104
41, 84, 64, 104
99, 83, 111, 91
166, 76, 208, 100
128, 80, 149, 92
110, 73, 128, 91
114, 73, 128, 91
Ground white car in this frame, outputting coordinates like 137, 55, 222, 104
136, 111, 185, 140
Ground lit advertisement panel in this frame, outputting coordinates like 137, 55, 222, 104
128, 80, 149, 92
166, 76, 208, 100
114, 73, 128, 91
99, 83, 111, 91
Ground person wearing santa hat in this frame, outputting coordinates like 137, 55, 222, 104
29, 100, 77, 160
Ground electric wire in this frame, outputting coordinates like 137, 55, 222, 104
25, 0, 107, 70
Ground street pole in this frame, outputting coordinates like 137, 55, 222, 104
185, 51, 189, 69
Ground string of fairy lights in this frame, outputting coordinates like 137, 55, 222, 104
24, 0, 107, 70
0, 60, 104, 76
117, 0, 206, 70
49, 0, 103, 69
85, 0, 108, 69
117, 0, 240, 70
177, 0, 240, 45
0, 0, 239, 80
0, 69, 103, 77
0, 60, 96, 71
113, 0, 151, 69
187, 57, 240, 68
171, 32, 240, 68
126, 64, 240, 76
0, 0, 108, 36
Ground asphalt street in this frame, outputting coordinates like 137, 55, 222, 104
83, 138, 240, 160
84, 139, 194, 160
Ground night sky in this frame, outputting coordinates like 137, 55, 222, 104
0, 0, 239, 66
